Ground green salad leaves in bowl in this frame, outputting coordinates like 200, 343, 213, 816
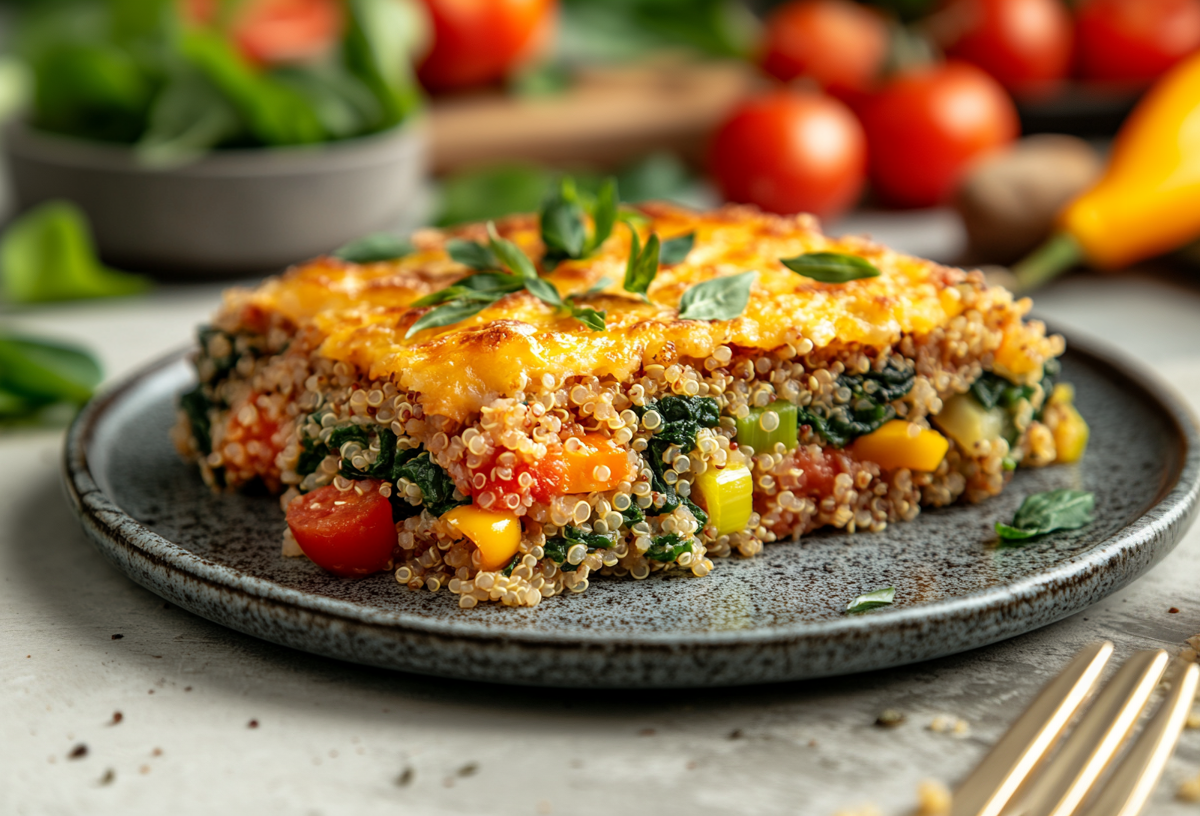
4, 0, 430, 275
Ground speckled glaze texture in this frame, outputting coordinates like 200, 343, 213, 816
63, 335, 1200, 687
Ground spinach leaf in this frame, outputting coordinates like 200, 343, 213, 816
179, 386, 213, 456
971, 372, 1036, 411
796, 359, 915, 448
996, 490, 1095, 541
846, 587, 895, 614
545, 525, 617, 570
623, 229, 660, 299
501, 553, 521, 577
620, 504, 645, 526
395, 450, 468, 517
30, 40, 152, 143
782, 252, 881, 284
296, 436, 329, 478
1, 201, 151, 304
343, 0, 425, 130
436, 163, 555, 227
659, 232, 695, 266
677, 271, 755, 321
634, 396, 721, 517
646, 533, 692, 562
0, 333, 103, 404
136, 67, 241, 167
334, 233, 414, 264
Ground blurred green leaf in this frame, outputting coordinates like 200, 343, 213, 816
437, 164, 558, 227
182, 29, 327, 146
107, 0, 174, 44
1, 201, 152, 304
559, 0, 760, 62
509, 63, 573, 98
274, 65, 383, 140
0, 332, 103, 404
31, 41, 153, 142
137, 67, 241, 166
615, 152, 696, 204
333, 233, 414, 263
344, 0, 427, 130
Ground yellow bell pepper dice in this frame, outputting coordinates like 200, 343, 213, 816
850, 420, 949, 472
444, 506, 522, 571
694, 464, 753, 536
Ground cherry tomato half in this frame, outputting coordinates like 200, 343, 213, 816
1075, 0, 1200, 86
761, 0, 890, 101
936, 0, 1073, 97
417, 0, 557, 92
709, 90, 867, 221
859, 61, 1019, 208
286, 481, 397, 577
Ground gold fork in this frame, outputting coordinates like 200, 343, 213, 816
952, 642, 1199, 816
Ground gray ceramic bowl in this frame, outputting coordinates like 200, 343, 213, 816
4, 120, 428, 276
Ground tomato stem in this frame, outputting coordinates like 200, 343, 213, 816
1012, 231, 1085, 293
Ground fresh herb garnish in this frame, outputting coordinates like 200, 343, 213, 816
659, 232, 695, 266
1, 201, 151, 304
623, 228, 660, 300
412, 221, 606, 336
646, 533, 692, 562
782, 252, 881, 284
846, 587, 895, 614
540, 177, 618, 266
677, 271, 755, 321
996, 490, 1095, 542
333, 233, 413, 264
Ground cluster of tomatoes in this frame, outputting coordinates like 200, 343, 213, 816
713, 0, 1200, 219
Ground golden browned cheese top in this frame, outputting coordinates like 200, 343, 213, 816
222, 204, 1047, 422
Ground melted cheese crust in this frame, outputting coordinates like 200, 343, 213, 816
221, 204, 1050, 422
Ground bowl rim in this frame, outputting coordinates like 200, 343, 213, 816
4, 116, 428, 178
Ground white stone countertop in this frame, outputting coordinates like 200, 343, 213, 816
6, 232, 1200, 815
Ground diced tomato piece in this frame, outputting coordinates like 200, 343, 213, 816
561, 433, 633, 494
286, 481, 396, 577
472, 449, 567, 510
222, 392, 284, 490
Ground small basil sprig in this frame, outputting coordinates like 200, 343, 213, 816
846, 587, 895, 614
783, 252, 881, 284
410, 223, 605, 337
623, 229, 660, 300
659, 232, 695, 266
333, 233, 413, 264
678, 271, 755, 321
996, 490, 1095, 542
540, 177, 618, 265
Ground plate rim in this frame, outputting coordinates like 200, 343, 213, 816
62, 332, 1200, 658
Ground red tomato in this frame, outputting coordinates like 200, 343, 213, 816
417, 0, 557, 92
935, 0, 1073, 97
181, 0, 342, 65
286, 481, 397, 577
472, 449, 567, 511
761, 0, 890, 101
859, 61, 1019, 208
1075, 0, 1200, 86
709, 90, 867, 220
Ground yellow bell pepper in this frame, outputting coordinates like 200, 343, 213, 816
849, 420, 949, 472
444, 506, 522, 571
693, 464, 753, 536
1047, 383, 1090, 464
1015, 51, 1200, 290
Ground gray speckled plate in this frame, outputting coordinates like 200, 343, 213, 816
64, 335, 1200, 688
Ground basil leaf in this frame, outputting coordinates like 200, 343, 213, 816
846, 587, 895, 614
623, 230, 660, 299
540, 179, 587, 262
487, 223, 539, 280
571, 305, 607, 331
524, 275, 563, 308
0, 334, 102, 404
1, 201, 151, 304
585, 177, 618, 254
405, 298, 493, 339
678, 271, 755, 321
783, 252, 881, 284
447, 239, 499, 271
410, 286, 500, 307
585, 276, 613, 296
333, 233, 413, 263
660, 232, 695, 266
996, 490, 1095, 542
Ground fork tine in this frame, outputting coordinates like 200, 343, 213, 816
1076, 658, 1200, 816
1001, 649, 1170, 816
952, 642, 1114, 816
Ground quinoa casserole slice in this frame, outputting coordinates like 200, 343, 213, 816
173, 202, 1087, 609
